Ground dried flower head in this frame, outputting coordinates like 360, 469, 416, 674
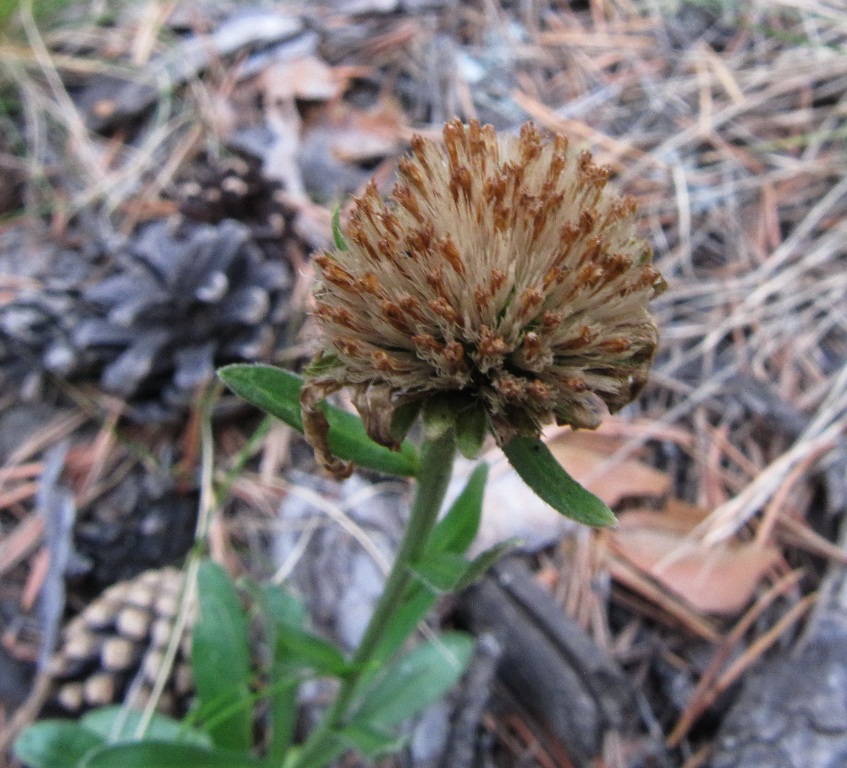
303, 119, 665, 476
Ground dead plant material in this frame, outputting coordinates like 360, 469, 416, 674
608, 506, 782, 615
0, 515, 43, 577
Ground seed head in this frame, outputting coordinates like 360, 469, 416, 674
303, 120, 665, 477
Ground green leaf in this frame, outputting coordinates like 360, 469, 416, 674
364, 584, 437, 679
219, 364, 303, 430
192, 560, 253, 750
323, 403, 419, 477
409, 552, 471, 592
259, 583, 307, 639
410, 538, 515, 595
275, 625, 351, 676
455, 403, 488, 459
284, 736, 346, 768
266, 664, 299, 764
337, 725, 405, 759
80, 708, 210, 747
425, 463, 488, 556
254, 583, 306, 762
331, 207, 348, 251
502, 437, 617, 527
218, 365, 419, 477
82, 742, 268, 768
14, 721, 103, 768
351, 632, 474, 731
454, 539, 518, 590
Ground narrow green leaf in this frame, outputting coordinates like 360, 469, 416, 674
337, 725, 405, 758
409, 552, 471, 592
192, 561, 253, 750
425, 463, 488, 556
323, 405, 419, 477
284, 735, 346, 768
14, 721, 103, 768
247, 583, 306, 763
218, 365, 419, 477
260, 583, 307, 638
267, 664, 299, 764
219, 364, 303, 430
80, 708, 210, 747
363, 583, 437, 681
275, 625, 350, 676
454, 539, 518, 590
351, 632, 474, 731
411, 537, 514, 595
82, 742, 268, 768
331, 207, 348, 251
502, 437, 617, 527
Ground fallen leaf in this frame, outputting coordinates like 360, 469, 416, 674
260, 56, 346, 103
605, 551, 723, 641
608, 509, 781, 615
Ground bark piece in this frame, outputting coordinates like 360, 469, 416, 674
454, 559, 637, 767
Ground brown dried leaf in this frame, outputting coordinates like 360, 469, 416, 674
609, 508, 781, 615
260, 56, 346, 103
605, 550, 723, 642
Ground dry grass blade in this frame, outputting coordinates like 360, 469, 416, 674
604, 553, 722, 643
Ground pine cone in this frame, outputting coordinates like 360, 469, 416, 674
49, 568, 192, 716
170, 155, 286, 231
0, 159, 295, 421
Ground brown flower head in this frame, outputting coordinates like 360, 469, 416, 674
303, 119, 665, 476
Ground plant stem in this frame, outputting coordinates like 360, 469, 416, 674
290, 429, 456, 768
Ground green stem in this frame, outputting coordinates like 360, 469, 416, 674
289, 429, 456, 768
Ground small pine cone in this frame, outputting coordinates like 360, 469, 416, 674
49, 568, 193, 715
77, 217, 292, 417
169, 155, 287, 237
1, 212, 293, 421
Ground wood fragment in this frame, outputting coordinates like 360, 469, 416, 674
455, 559, 641, 768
